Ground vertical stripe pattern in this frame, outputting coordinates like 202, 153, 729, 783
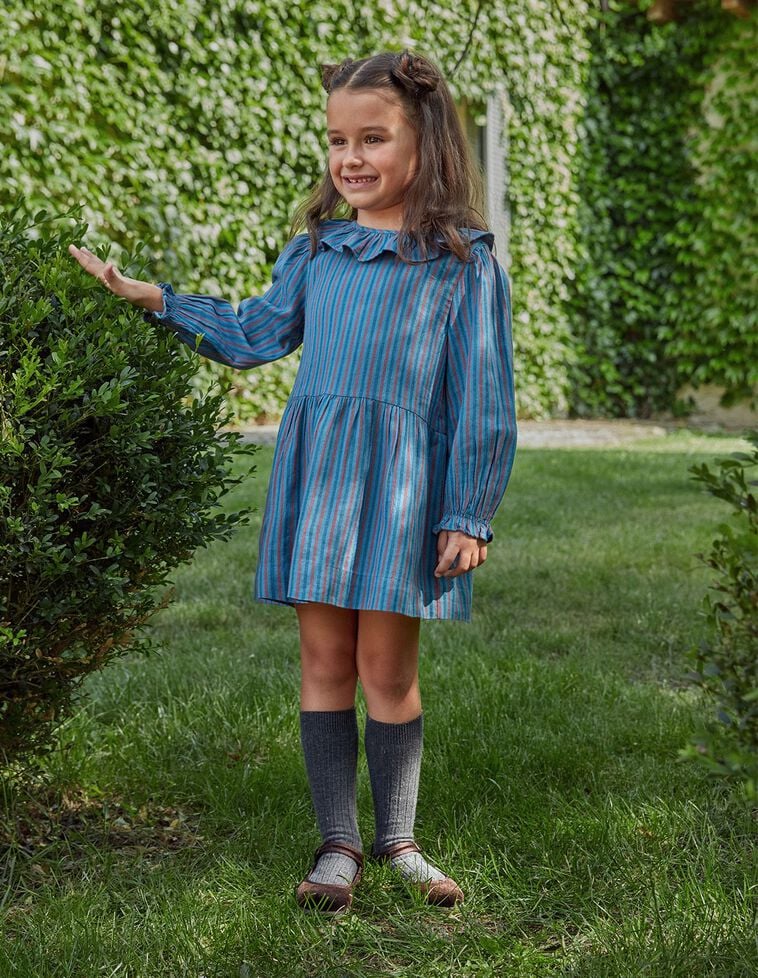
144, 219, 518, 621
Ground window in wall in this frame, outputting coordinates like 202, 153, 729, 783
455, 93, 510, 265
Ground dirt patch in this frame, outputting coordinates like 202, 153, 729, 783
0, 782, 204, 866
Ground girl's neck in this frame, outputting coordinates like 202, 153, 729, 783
355, 220, 400, 231
354, 207, 404, 232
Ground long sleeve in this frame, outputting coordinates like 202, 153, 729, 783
431, 242, 517, 543
141, 233, 311, 368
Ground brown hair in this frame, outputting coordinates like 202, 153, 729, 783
288, 50, 489, 264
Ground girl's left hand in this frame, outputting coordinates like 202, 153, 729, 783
434, 529, 488, 579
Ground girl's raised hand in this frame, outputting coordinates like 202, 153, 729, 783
434, 529, 488, 579
67, 244, 151, 306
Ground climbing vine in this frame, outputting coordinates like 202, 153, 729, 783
1, 0, 753, 419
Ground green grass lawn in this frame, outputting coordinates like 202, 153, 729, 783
1, 430, 756, 977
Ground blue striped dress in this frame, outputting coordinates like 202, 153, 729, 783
143, 219, 517, 621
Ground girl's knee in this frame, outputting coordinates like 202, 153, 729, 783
358, 653, 419, 703
356, 612, 421, 703
300, 638, 358, 689
300, 641, 357, 685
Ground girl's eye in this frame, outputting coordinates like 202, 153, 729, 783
328, 135, 383, 146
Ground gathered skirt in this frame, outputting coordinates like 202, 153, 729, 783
253, 391, 474, 621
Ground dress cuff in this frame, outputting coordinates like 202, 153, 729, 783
431, 513, 493, 543
141, 282, 174, 323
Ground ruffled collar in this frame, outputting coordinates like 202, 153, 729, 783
316, 218, 495, 263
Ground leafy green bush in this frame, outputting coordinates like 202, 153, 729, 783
681, 431, 758, 804
0, 201, 255, 768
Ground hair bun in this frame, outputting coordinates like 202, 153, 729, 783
320, 58, 354, 93
393, 50, 439, 97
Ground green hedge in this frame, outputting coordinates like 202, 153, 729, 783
1, 0, 754, 419
0, 203, 254, 764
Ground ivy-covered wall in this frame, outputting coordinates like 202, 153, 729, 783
1, 0, 754, 420
570, 0, 757, 417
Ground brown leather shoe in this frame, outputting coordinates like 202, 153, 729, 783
371, 840, 464, 907
295, 841, 364, 914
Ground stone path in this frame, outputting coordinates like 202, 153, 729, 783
231, 419, 672, 448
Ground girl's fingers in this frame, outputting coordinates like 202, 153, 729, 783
69, 244, 96, 260
69, 244, 107, 276
435, 534, 485, 577
435, 543, 461, 577
69, 245, 123, 294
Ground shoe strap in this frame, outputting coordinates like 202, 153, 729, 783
372, 840, 422, 861
314, 841, 364, 869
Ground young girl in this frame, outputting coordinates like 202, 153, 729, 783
69, 50, 517, 914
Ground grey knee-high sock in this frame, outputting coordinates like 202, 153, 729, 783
300, 708, 362, 885
364, 713, 447, 883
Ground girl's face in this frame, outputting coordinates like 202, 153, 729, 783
326, 88, 419, 231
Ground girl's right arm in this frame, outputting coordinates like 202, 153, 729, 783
68, 244, 165, 310
68, 234, 311, 368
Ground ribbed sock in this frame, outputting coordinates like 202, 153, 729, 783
364, 712, 447, 884
300, 708, 362, 886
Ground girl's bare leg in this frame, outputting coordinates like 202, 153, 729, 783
295, 601, 359, 710
355, 609, 421, 723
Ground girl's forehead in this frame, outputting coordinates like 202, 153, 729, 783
326, 88, 407, 128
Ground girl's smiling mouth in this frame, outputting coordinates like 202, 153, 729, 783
343, 176, 378, 185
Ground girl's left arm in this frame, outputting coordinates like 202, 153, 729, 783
432, 242, 518, 544
141, 234, 311, 368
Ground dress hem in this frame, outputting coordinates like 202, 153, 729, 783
254, 592, 472, 622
